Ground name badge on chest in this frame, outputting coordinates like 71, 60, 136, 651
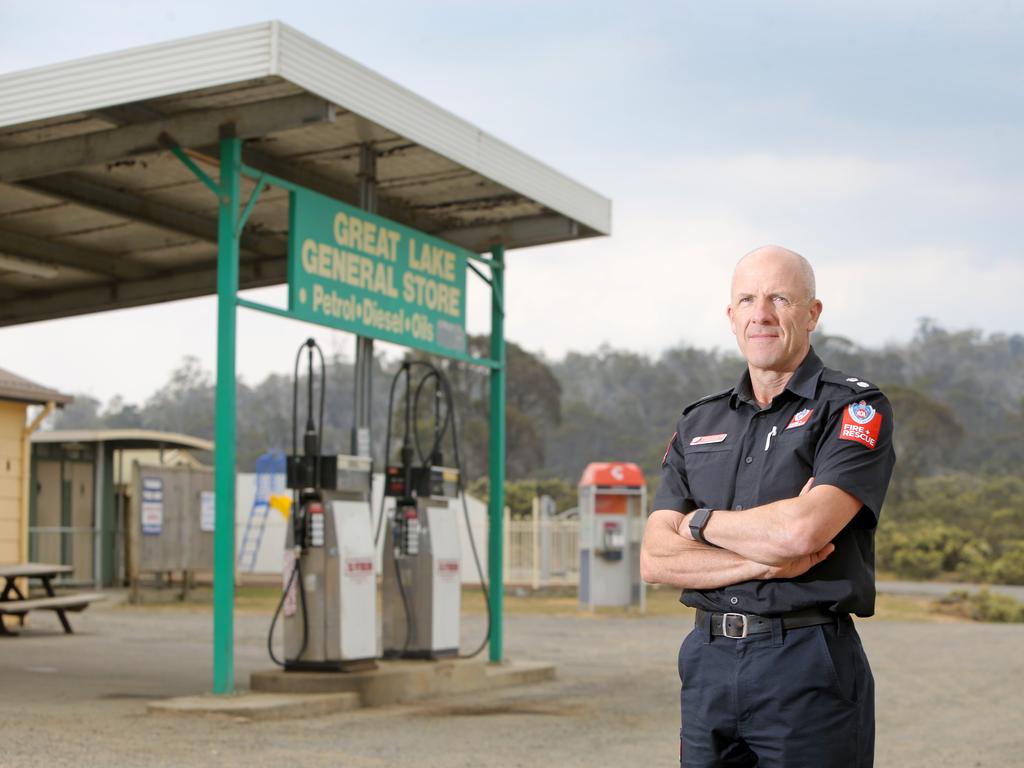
690, 433, 727, 446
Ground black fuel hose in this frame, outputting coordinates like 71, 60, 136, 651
267, 554, 308, 667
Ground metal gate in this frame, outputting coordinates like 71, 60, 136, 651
29, 450, 97, 587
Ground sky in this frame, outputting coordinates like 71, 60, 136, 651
0, 1, 1022, 405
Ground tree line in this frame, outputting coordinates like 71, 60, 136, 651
52, 320, 1024, 583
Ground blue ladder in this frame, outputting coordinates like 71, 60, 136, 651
237, 451, 287, 572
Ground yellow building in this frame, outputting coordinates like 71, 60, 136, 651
0, 367, 72, 567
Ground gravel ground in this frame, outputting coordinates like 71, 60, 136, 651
1, 601, 1022, 767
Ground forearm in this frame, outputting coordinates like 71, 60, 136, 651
701, 499, 799, 565
641, 509, 770, 589
695, 485, 861, 565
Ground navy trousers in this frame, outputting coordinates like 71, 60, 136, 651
678, 616, 874, 767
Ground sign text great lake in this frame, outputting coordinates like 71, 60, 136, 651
288, 187, 468, 356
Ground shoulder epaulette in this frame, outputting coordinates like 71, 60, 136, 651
682, 387, 733, 415
820, 368, 881, 395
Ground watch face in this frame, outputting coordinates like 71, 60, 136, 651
690, 509, 709, 541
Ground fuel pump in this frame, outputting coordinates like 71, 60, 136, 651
267, 338, 377, 671
376, 360, 489, 659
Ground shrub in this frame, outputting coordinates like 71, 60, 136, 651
966, 589, 1024, 623
990, 541, 1024, 585
878, 519, 960, 579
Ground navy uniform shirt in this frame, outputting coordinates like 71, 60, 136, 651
652, 348, 896, 617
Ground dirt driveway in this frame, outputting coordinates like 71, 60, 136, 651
0, 601, 1021, 767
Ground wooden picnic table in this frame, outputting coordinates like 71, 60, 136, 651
0, 563, 103, 636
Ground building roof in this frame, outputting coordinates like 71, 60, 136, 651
31, 428, 213, 452
0, 21, 612, 327
0, 366, 73, 406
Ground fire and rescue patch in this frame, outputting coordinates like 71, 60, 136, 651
839, 401, 882, 449
786, 408, 813, 430
689, 433, 728, 446
662, 432, 677, 466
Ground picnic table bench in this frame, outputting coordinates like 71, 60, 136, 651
0, 563, 105, 635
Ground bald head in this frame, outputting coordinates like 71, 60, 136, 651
727, 245, 823, 376
733, 245, 816, 303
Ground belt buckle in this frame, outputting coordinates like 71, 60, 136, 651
721, 612, 748, 639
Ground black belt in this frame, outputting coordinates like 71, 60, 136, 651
696, 607, 841, 639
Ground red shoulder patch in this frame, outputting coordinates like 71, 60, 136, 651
839, 401, 882, 449
662, 432, 677, 466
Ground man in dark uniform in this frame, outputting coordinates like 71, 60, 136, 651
641, 245, 895, 768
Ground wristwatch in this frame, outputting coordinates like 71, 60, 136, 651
688, 507, 715, 545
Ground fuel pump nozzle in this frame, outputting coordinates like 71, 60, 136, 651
302, 339, 320, 485
390, 363, 420, 559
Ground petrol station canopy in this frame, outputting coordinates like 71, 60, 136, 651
0, 21, 611, 328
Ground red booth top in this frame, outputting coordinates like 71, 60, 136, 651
578, 462, 645, 488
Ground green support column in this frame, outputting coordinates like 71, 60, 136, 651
213, 137, 241, 694
488, 245, 506, 663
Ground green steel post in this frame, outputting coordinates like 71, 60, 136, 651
213, 137, 241, 694
488, 245, 506, 663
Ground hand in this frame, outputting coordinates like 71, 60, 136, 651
762, 542, 834, 580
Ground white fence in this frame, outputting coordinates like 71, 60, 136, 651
236, 474, 581, 589
503, 510, 580, 588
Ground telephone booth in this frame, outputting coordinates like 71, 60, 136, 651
578, 462, 646, 611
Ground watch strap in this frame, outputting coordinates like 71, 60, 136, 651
689, 507, 714, 545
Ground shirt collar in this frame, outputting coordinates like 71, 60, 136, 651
730, 347, 824, 409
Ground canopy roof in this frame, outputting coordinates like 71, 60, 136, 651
32, 428, 213, 452
0, 21, 611, 327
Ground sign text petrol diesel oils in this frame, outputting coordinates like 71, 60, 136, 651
287, 187, 468, 357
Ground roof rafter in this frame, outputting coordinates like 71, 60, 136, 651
20, 174, 286, 258
0, 226, 155, 279
0, 252, 284, 327
236, 144, 459, 238
0, 93, 336, 183
436, 215, 593, 253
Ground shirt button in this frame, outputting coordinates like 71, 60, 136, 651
733, 505, 743, 510
730, 597, 739, 605
744, 456, 753, 464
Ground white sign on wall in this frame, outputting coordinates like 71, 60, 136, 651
141, 477, 163, 536
199, 491, 216, 532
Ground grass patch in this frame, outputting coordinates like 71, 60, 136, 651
867, 593, 965, 623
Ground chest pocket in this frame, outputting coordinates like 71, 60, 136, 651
682, 443, 735, 509
773, 425, 817, 460
759, 425, 817, 502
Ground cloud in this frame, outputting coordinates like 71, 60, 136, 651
483, 150, 1024, 361
819, 246, 1024, 346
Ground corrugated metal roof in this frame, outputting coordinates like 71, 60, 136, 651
0, 366, 73, 406
31, 428, 213, 451
0, 21, 611, 328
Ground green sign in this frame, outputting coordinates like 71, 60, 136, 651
288, 187, 468, 356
